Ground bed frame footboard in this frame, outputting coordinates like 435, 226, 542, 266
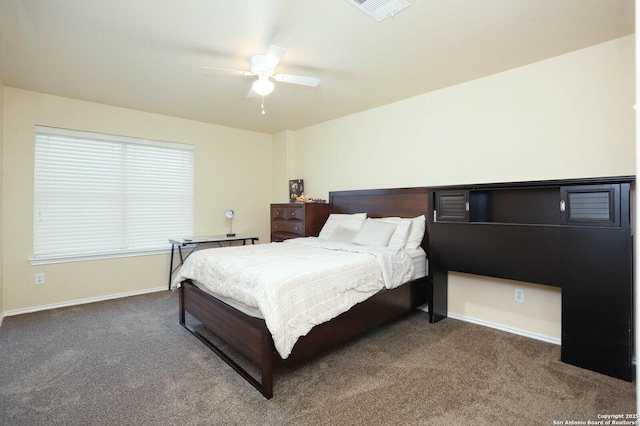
179, 281, 275, 398
179, 276, 428, 399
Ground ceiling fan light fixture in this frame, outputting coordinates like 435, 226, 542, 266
252, 74, 275, 96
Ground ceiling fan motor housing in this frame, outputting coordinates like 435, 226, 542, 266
250, 54, 274, 75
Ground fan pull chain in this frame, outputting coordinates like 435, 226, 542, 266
261, 97, 266, 115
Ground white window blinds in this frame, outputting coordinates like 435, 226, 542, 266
33, 126, 194, 262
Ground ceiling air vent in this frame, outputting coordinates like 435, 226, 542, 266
344, 0, 411, 22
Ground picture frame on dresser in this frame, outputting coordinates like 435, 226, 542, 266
289, 179, 304, 202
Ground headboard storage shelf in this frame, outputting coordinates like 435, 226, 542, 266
435, 178, 624, 226
468, 187, 561, 224
429, 176, 634, 382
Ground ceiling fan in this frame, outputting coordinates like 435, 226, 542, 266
202, 45, 320, 98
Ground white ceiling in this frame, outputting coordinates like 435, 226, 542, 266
0, 0, 634, 134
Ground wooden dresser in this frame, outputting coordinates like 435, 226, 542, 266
270, 203, 330, 242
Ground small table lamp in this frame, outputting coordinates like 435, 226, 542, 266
225, 209, 236, 237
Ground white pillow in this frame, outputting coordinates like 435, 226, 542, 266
352, 218, 397, 247
375, 217, 412, 249
318, 213, 367, 240
405, 215, 426, 250
329, 226, 358, 243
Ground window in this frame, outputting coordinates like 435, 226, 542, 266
33, 126, 193, 263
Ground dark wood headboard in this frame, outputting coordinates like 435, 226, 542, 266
328, 187, 430, 253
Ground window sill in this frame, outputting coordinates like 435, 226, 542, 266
29, 248, 170, 266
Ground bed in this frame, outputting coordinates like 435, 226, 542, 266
173, 187, 432, 398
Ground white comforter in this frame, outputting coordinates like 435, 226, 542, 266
171, 237, 415, 358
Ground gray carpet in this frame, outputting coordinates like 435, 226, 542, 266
0, 291, 635, 425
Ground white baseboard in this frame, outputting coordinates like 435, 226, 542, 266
446, 312, 561, 345
1, 286, 168, 319
418, 305, 560, 345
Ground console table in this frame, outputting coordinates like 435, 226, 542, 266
168, 236, 259, 289
428, 176, 634, 381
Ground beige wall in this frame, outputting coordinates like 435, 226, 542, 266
290, 35, 635, 342
271, 130, 297, 203
0, 77, 4, 320
1, 88, 272, 313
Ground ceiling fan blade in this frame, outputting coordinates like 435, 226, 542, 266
264, 45, 286, 70
273, 73, 320, 87
201, 66, 253, 77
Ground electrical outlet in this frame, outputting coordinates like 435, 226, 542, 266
35, 273, 45, 285
514, 288, 524, 303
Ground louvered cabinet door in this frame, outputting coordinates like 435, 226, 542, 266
560, 184, 621, 227
435, 190, 469, 222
